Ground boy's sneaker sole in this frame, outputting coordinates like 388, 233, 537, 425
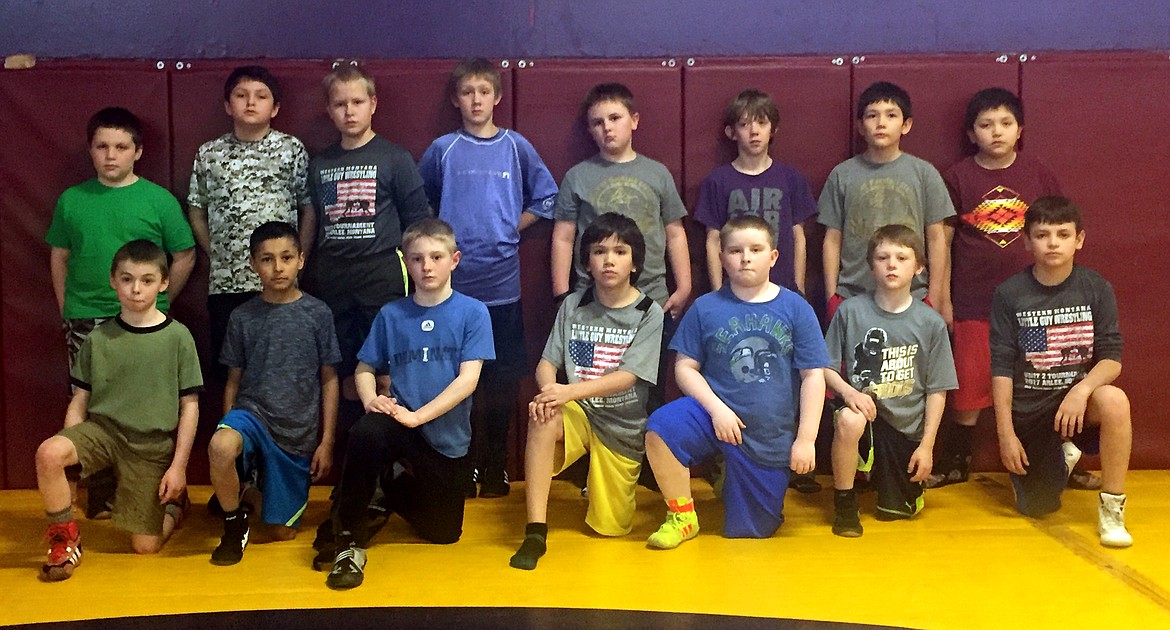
41, 545, 83, 582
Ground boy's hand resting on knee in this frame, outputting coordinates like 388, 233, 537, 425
1054, 386, 1089, 439
158, 466, 186, 503
528, 398, 561, 425
533, 382, 573, 409
998, 430, 1029, 475
907, 444, 933, 483
841, 388, 877, 422
712, 407, 746, 445
790, 438, 815, 474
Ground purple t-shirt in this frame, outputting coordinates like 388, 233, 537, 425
693, 162, 817, 291
944, 154, 1061, 320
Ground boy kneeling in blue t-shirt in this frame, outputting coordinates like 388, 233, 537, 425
644, 215, 828, 547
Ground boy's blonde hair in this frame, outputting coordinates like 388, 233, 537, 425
402, 217, 458, 254
866, 224, 924, 267
324, 64, 376, 99
720, 214, 777, 250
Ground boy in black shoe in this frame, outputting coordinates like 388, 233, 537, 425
319, 218, 494, 589
824, 225, 957, 536
208, 222, 341, 565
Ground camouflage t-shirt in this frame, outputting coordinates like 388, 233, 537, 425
188, 130, 310, 294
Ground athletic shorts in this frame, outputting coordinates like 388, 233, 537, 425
554, 401, 642, 537
57, 418, 173, 535
951, 319, 992, 411
63, 317, 110, 370
218, 410, 312, 527
1010, 414, 1101, 518
648, 397, 791, 538
833, 403, 924, 519
481, 300, 527, 381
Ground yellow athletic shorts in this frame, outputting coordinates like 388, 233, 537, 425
553, 401, 642, 536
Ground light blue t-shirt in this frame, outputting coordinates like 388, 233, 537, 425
671, 286, 829, 468
357, 291, 495, 457
419, 129, 558, 306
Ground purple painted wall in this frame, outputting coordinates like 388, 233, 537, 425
4, 1, 1169, 59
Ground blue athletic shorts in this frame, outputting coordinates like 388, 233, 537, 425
647, 397, 790, 538
218, 409, 312, 527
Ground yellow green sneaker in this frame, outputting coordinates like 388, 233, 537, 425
647, 508, 699, 549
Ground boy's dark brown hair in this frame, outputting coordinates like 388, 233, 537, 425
866, 224, 925, 267
857, 81, 912, 120
87, 107, 143, 147
449, 57, 501, 99
249, 221, 301, 256
723, 88, 780, 144
720, 214, 777, 250
111, 239, 169, 278
580, 82, 636, 122
1025, 195, 1083, 234
224, 65, 282, 104
580, 212, 646, 285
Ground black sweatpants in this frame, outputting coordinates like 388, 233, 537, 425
334, 412, 469, 547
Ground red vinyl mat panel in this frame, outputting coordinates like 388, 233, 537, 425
851, 54, 1020, 170
0, 61, 172, 488
681, 56, 851, 306
1021, 52, 1170, 469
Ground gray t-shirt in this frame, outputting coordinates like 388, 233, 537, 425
817, 153, 954, 299
554, 154, 688, 305
825, 294, 957, 439
221, 293, 342, 456
542, 287, 664, 460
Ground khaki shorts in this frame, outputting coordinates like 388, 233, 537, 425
58, 419, 173, 535
553, 401, 642, 537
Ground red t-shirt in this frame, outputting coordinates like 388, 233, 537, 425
944, 154, 1061, 320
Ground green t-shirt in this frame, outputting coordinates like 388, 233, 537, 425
71, 316, 203, 434
45, 178, 196, 318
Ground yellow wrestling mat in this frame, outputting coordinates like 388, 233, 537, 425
0, 472, 1167, 628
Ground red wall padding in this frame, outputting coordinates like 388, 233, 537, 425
1021, 52, 1170, 470
0, 53, 1165, 487
0, 62, 172, 488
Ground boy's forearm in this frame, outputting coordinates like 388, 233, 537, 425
925, 222, 948, 302
222, 368, 241, 415
319, 365, 339, 446
519, 210, 541, 232
795, 368, 826, 443
1071, 359, 1122, 397
354, 363, 380, 407
792, 223, 807, 295
939, 223, 955, 305
822, 228, 841, 297
412, 360, 483, 425
298, 204, 317, 258
187, 205, 212, 254
169, 395, 200, 471
561, 370, 639, 402
704, 229, 723, 291
920, 391, 947, 449
675, 359, 731, 418
50, 247, 69, 315
167, 248, 195, 299
550, 220, 577, 296
822, 366, 854, 397
665, 221, 692, 297
991, 376, 1017, 437
534, 359, 558, 390
64, 389, 89, 428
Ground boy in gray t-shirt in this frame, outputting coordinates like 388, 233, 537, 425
511, 213, 663, 571
824, 225, 957, 537
208, 222, 341, 566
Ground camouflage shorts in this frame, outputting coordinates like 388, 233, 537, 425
63, 317, 110, 370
